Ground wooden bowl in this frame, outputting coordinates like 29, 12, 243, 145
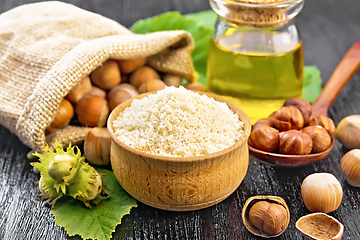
107, 91, 251, 211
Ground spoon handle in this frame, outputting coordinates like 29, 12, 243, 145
311, 38, 360, 117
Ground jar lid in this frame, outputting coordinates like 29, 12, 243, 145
210, 0, 304, 28
233, 0, 292, 4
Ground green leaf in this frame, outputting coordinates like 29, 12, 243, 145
184, 10, 218, 29
302, 66, 323, 103
51, 169, 137, 240
131, 10, 322, 102
131, 11, 216, 85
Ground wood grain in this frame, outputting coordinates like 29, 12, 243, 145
1, 0, 360, 240
108, 92, 251, 211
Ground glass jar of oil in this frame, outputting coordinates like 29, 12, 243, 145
207, 0, 304, 124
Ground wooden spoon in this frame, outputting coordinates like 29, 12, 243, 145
249, 38, 360, 167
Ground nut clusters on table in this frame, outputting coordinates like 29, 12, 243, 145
248, 98, 335, 155
243, 112, 360, 239
242, 173, 345, 239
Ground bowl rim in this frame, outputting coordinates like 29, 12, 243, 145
107, 90, 251, 163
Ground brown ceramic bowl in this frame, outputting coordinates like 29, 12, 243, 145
107, 91, 251, 211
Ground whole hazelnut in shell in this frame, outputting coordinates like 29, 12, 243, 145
336, 114, 360, 149
117, 57, 147, 74
88, 86, 106, 99
184, 82, 206, 92
301, 173, 343, 213
302, 125, 331, 153
273, 106, 304, 131
284, 98, 312, 125
163, 74, 182, 87
107, 83, 139, 111
279, 130, 312, 155
75, 95, 109, 128
65, 76, 92, 104
248, 125, 279, 152
48, 98, 74, 129
138, 79, 167, 94
340, 149, 360, 187
90, 59, 121, 90
84, 127, 111, 166
129, 66, 160, 88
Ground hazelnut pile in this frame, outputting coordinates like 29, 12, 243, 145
248, 98, 335, 155
47, 57, 205, 133
46, 57, 205, 165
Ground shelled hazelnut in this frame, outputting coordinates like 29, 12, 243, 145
284, 98, 312, 125
242, 196, 290, 238
252, 118, 274, 130
302, 125, 331, 153
273, 106, 304, 131
248, 125, 279, 152
249, 98, 335, 156
309, 115, 336, 138
279, 130, 312, 155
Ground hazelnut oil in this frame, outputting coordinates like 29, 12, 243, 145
207, 39, 304, 124
208, 0, 305, 124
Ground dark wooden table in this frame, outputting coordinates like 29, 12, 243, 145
1, 0, 360, 239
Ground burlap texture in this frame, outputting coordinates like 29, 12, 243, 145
0, 1, 198, 153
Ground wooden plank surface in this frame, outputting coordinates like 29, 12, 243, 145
1, 0, 360, 239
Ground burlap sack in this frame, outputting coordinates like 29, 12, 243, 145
0, 1, 198, 153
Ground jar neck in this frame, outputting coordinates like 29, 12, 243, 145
216, 15, 298, 32
213, 18, 301, 54
209, 0, 304, 29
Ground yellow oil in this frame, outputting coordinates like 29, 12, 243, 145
207, 39, 304, 124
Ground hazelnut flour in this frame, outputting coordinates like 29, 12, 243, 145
112, 86, 244, 157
